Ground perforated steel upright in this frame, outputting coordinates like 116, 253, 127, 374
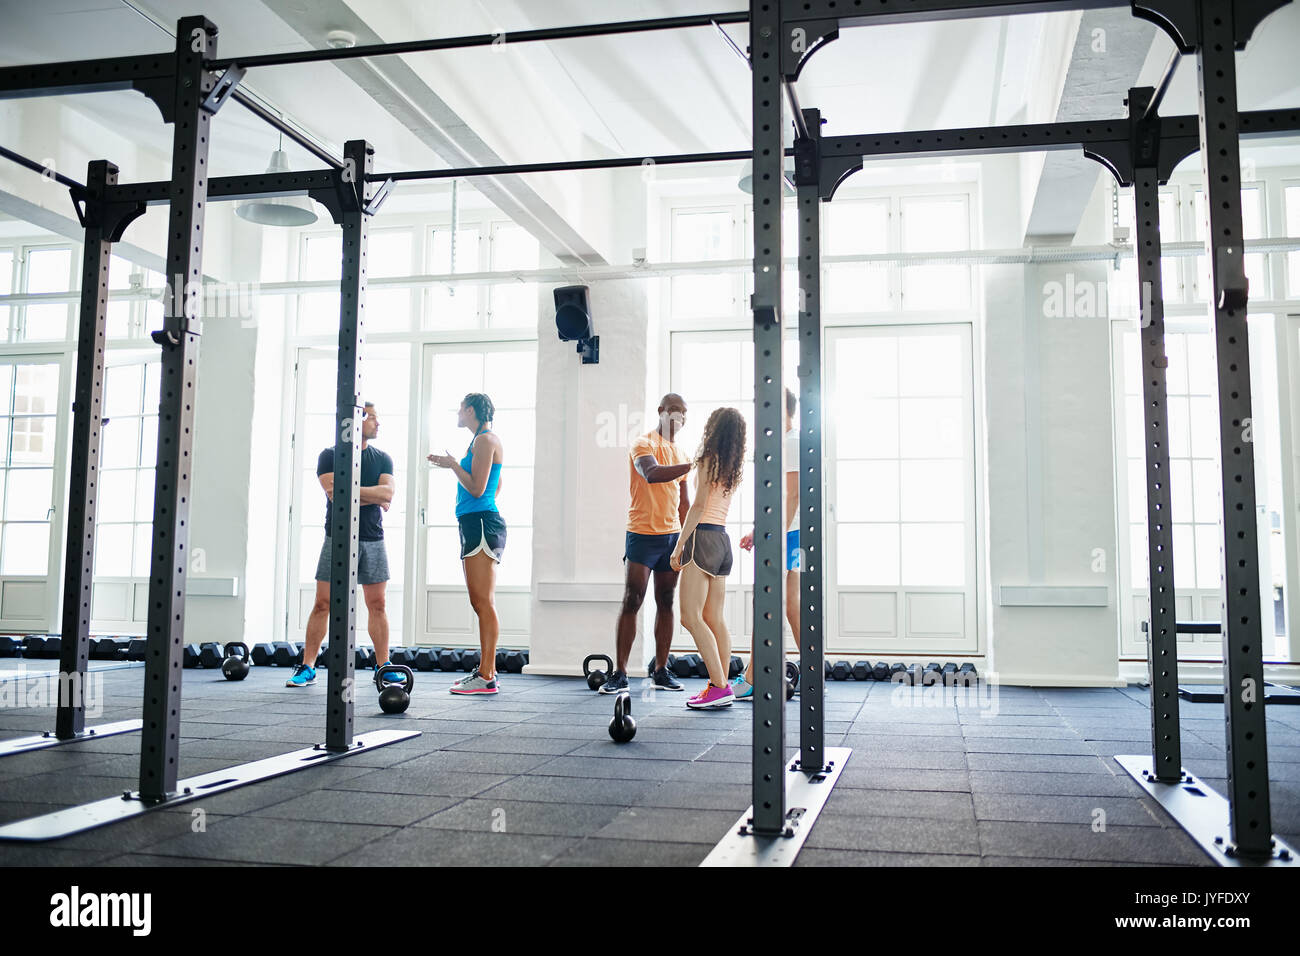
325, 140, 373, 753
749, 0, 788, 835
57, 160, 143, 740
139, 17, 218, 802
1135, 0, 1283, 858
793, 109, 826, 772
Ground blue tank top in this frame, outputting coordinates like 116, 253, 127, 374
455, 429, 501, 517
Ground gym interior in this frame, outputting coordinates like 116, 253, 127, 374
0, 0, 1298, 886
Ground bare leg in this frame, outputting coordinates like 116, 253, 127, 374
363, 581, 390, 667
615, 562, 651, 674
678, 564, 725, 686
702, 572, 730, 676
651, 568, 680, 672
464, 552, 499, 680
301, 580, 330, 668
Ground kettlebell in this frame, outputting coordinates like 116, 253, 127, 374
583, 653, 613, 691
221, 642, 250, 681
378, 664, 414, 714
608, 691, 636, 743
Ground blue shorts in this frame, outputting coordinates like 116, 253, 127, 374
787, 529, 801, 572
624, 531, 680, 573
459, 510, 506, 562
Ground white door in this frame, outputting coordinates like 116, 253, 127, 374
824, 324, 979, 653
417, 341, 535, 646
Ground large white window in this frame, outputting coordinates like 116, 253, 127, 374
0, 362, 60, 574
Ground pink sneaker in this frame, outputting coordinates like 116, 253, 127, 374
686, 682, 734, 710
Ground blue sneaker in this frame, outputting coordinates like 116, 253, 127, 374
285, 664, 316, 687
731, 676, 754, 700
376, 660, 406, 686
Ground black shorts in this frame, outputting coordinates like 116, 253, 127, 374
458, 510, 506, 562
624, 530, 680, 574
680, 523, 733, 577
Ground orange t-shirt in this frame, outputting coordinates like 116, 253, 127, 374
627, 430, 689, 535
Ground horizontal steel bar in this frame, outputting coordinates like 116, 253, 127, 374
0, 144, 86, 193
229, 90, 343, 169
824, 0, 1124, 26
0, 53, 173, 99
104, 168, 338, 205
821, 108, 1300, 161
368, 148, 757, 182
206, 11, 752, 71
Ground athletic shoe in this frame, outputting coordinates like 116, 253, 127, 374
450, 667, 479, 686
731, 676, 754, 700
285, 664, 316, 688
598, 670, 629, 695
450, 671, 498, 695
686, 682, 735, 709
652, 667, 685, 692
376, 660, 406, 685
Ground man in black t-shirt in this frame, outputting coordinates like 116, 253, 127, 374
286, 402, 399, 688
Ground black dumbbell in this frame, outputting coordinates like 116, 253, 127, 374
221, 642, 250, 681
683, 654, 705, 678
608, 692, 636, 743
830, 661, 851, 681
378, 665, 414, 715
922, 663, 942, 686
942, 662, 958, 684
415, 647, 439, 672
872, 661, 890, 681
438, 648, 462, 672
355, 646, 376, 671
672, 655, 694, 679
823, 660, 832, 681
198, 642, 224, 669
890, 663, 907, 682
584, 654, 613, 691
182, 645, 202, 669
729, 656, 745, 680
461, 649, 482, 672
270, 642, 298, 668
0, 636, 22, 657
956, 663, 978, 686
389, 647, 416, 668
125, 638, 146, 662
495, 649, 509, 673
852, 661, 871, 682
251, 643, 274, 666
27, 636, 61, 659
503, 650, 526, 674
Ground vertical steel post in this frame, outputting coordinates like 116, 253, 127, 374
794, 109, 825, 772
325, 139, 372, 753
1193, 0, 1271, 858
1132, 160, 1183, 781
138, 17, 216, 801
750, 0, 788, 835
56, 160, 116, 740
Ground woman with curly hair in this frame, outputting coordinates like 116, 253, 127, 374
670, 406, 746, 709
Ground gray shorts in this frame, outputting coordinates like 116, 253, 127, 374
315, 537, 390, 585
680, 523, 733, 577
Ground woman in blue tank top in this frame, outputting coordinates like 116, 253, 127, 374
428, 392, 506, 695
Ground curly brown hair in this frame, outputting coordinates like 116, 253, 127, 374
694, 407, 746, 496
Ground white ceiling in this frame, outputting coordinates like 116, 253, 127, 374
1, 0, 1297, 224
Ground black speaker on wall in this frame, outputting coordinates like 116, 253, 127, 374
554, 285, 599, 364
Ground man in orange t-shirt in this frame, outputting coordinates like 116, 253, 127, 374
599, 393, 692, 695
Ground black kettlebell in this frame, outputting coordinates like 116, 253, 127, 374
608, 691, 636, 743
583, 654, 613, 691
221, 642, 250, 681
378, 664, 414, 715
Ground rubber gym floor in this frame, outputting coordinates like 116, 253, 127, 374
0, 664, 1297, 866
